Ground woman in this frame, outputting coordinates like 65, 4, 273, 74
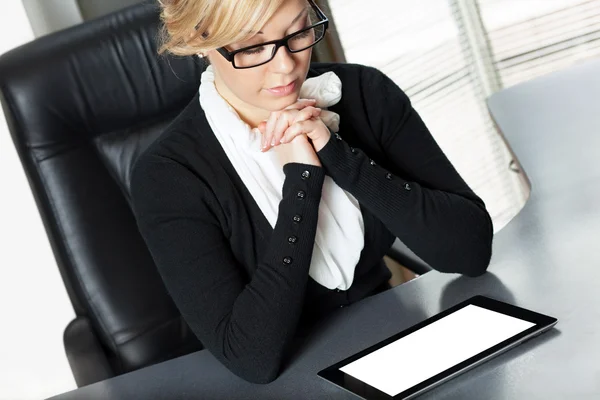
130, 0, 494, 384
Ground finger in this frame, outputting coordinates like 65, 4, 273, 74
258, 121, 267, 133
271, 112, 294, 148
291, 107, 321, 125
281, 119, 314, 144
284, 98, 317, 111
256, 121, 266, 136
263, 112, 279, 151
259, 120, 268, 148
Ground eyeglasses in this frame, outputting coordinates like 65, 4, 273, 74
215, 0, 329, 69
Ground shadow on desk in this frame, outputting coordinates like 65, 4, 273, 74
282, 282, 429, 381
440, 272, 516, 310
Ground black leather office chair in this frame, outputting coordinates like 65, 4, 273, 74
0, 0, 430, 388
0, 1, 205, 387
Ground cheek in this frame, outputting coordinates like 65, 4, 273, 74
241, 72, 267, 97
221, 68, 261, 97
297, 51, 312, 74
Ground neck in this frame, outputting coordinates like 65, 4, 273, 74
214, 77, 271, 129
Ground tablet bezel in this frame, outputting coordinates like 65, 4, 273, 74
317, 295, 558, 400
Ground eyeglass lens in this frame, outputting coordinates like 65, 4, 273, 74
234, 9, 325, 68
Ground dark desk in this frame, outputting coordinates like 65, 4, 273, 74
48, 59, 600, 399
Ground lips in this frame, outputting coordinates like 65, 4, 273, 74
269, 80, 295, 90
266, 79, 297, 96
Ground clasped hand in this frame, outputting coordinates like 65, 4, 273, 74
256, 98, 331, 153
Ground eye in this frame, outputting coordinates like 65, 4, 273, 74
240, 46, 266, 55
291, 29, 312, 40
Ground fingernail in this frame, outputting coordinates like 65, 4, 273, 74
280, 138, 286, 143
271, 140, 275, 146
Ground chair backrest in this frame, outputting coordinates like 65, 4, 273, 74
0, 1, 205, 374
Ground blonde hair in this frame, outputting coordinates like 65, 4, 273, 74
157, 0, 300, 58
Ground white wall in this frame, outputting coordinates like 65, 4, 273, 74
0, 1, 77, 399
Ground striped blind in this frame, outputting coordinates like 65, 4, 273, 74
327, 0, 525, 232
326, 0, 598, 232
480, 0, 600, 87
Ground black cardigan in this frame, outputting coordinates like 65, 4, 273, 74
129, 61, 494, 384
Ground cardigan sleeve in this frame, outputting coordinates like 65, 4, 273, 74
316, 65, 493, 277
129, 153, 325, 384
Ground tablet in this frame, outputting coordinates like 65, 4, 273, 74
318, 295, 557, 400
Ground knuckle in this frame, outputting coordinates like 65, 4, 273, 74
287, 112, 298, 124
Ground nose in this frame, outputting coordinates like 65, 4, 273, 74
269, 43, 296, 73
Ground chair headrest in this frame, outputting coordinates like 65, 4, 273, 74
0, 1, 205, 147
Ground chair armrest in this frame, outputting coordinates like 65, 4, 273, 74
63, 316, 115, 387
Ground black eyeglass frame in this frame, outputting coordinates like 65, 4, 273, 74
215, 0, 329, 69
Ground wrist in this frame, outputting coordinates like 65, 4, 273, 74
313, 133, 332, 153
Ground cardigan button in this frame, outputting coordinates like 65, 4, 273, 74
293, 214, 302, 223
335, 288, 342, 293
386, 173, 393, 180
370, 159, 376, 166
297, 190, 305, 199
301, 170, 310, 180
404, 182, 412, 191
350, 147, 356, 154
335, 133, 342, 141
288, 236, 298, 244
283, 256, 293, 265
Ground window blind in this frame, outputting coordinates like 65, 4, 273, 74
479, 0, 600, 87
327, 0, 600, 233
327, 0, 527, 232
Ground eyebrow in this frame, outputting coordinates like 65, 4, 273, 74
253, 6, 309, 35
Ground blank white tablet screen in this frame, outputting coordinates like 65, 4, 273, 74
339, 304, 535, 396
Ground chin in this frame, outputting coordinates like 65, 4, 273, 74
263, 95, 299, 110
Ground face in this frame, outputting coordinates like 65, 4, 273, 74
204, 0, 313, 129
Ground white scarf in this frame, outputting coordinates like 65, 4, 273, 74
198, 64, 364, 290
